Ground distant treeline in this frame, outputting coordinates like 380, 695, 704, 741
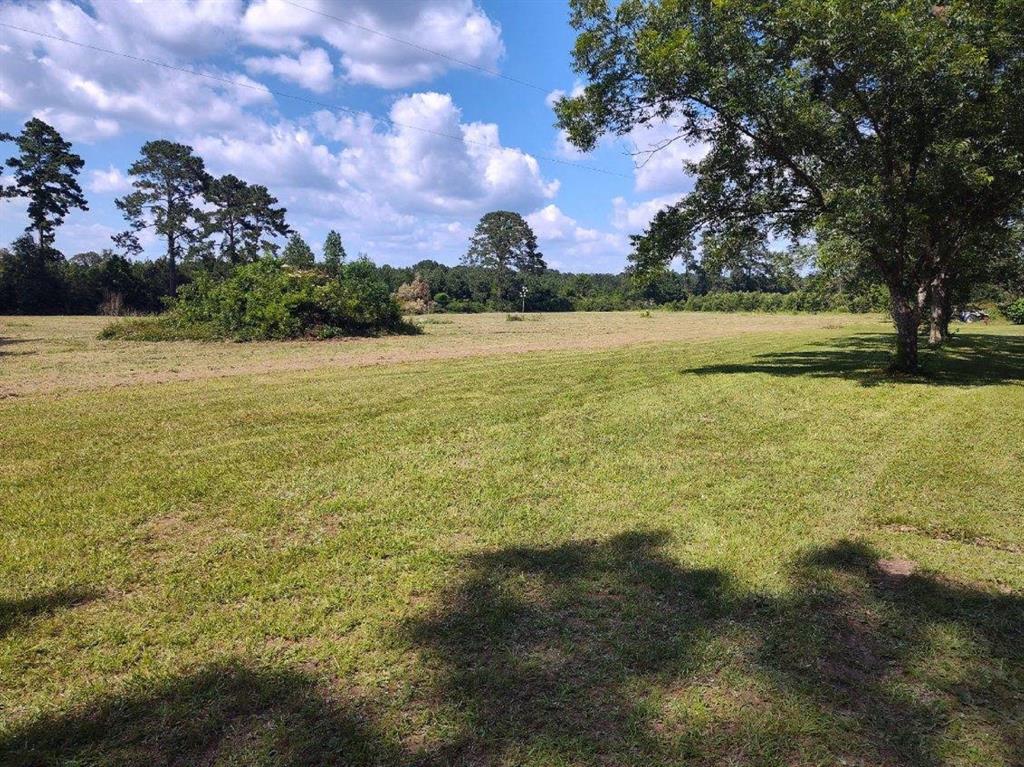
0, 235, 897, 316
3, 118, 1019, 320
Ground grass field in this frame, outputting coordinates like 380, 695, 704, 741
2, 312, 1023, 766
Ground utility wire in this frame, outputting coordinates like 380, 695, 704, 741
279, 0, 550, 94
0, 22, 629, 179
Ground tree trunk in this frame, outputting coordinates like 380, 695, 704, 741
928, 276, 951, 346
167, 233, 177, 296
890, 291, 920, 373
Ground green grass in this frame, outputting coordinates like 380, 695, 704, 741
1, 314, 1022, 766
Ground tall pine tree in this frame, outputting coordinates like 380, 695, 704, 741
2, 118, 88, 252
116, 141, 208, 294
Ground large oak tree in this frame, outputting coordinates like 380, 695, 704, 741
556, 0, 1024, 371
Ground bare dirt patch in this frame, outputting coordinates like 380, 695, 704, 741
876, 558, 917, 578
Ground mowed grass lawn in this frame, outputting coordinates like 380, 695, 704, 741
1, 312, 1023, 766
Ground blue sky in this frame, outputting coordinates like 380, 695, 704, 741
0, 0, 703, 272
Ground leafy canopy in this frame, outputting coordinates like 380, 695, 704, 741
323, 230, 347, 275
282, 233, 315, 268
463, 211, 546, 275
556, 0, 1024, 369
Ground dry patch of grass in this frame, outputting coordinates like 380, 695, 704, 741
0, 312, 880, 397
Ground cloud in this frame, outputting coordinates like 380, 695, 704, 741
626, 120, 707, 194
611, 194, 682, 233
186, 93, 558, 264
0, 1, 270, 143
242, 0, 504, 88
87, 166, 132, 195
544, 82, 584, 110
312, 92, 558, 216
527, 204, 628, 270
245, 48, 335, 93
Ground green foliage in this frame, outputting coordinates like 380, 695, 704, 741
102, 258, 416, 341
0, 235, 65, 314
672, 289, 885, 314
281, 234, 315, 269
1, 118, 87, 251
98, 316, 219, 341
204, 174, 289, 264
1003, 298, 1024, 325
116, 140, 209, 293
557, 0, 1024, 370
323, 230, 346, 275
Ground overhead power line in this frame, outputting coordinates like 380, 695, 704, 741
0, 22, 629, 179
279, 0, 550, 94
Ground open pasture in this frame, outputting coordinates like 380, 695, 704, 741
2, 312, 1023, 766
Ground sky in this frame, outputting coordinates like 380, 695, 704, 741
0, 0, 705, 273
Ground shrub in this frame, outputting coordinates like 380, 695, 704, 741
101, 258, 418, 341
671, 290, 884, 314
444, 299, 487, 313
1002, 298, 1024, 324
394, 275, 434, 314
98, 316, 221, 341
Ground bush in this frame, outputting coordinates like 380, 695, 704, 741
443, 299, 487, 313
1002, 298, 1024, 324
98, 316, 220, 341
101, 258, 418, 341
394, 275, 435, 314
670, 290, 885, 314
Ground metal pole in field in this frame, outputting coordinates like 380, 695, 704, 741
521, 285, 528, 313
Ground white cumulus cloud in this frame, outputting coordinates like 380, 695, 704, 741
245, 48, 335, 93
242, 0, 504, 88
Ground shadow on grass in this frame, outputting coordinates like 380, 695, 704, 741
3, 534, 1021, 766
681, 331, 1024, 386
1, 663, 404, 767
406, 532, 1023, 765
0, 588, 98, 638
0, 336, 33, 357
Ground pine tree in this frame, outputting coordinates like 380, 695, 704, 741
205, 174, 289, 264
462, 211, 545, 303
282, 233, 315, 268
116, 141, 208, 294
323, 230, 346, 275
2, 118, 88, 252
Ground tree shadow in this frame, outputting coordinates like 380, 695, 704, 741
0, 663, 404, 767
761, 541, 1024, 765
3, 535, 1020, 765
0, 336, 34, 357
406, 532, 1024, 765
680, 331, 1024, 386
406, 531, 735, 764
0, 588, 99, 638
